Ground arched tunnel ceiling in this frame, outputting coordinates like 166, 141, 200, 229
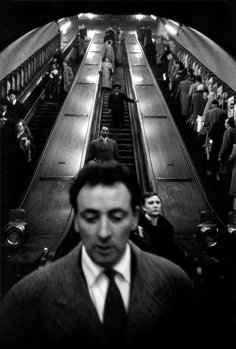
0, 1, 235, 57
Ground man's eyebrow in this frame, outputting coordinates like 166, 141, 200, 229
109, 208, 127, 214
80, 209, 99, 214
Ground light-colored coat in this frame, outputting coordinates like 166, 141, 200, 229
63, 65, 74, 92
99, 60, 114, 89
176, 77, 194, 117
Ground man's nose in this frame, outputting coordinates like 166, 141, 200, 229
98, 217, 111, 239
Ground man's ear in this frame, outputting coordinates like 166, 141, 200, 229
142, 206, 147, 213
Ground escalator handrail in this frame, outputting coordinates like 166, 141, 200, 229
40, 59, 103, 265
124, 37, 159, 194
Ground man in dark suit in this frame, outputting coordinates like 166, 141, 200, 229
108, 82, 138, 126
0, 162, 200, 349
7, 89, 24, 119
203, 99, 227, 133
87, 125, 119, 162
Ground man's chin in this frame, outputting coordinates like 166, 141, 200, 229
93, 248, 118, 267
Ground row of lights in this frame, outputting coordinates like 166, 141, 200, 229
2, 209, 236, 250
59, 13, 182, 37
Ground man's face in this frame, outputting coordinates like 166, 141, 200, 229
101, 127, 109, 138
142, 195, 162, 217
114, 86, 120, 93
9, 93, 16, 102
74, 183, 139, 268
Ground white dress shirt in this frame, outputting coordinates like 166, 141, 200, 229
81, 244, 131, 322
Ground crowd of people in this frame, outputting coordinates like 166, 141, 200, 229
0, 44, 76, 227
45, 47, 74, 102
99, 26, 125, 92
99, 27, 138, 127
137, 27, 236, 218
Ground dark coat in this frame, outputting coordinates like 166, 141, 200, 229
204, 106, 227, 133
130, 214, 196, 279
218, 126, 236, 174
229, 144, 236, 196
176, 77, 194, 117
7, 101, 24, 119
108, 91, 135, 124
87, 136, 119, 162
0, 242, 198, 349
207, 115, 227, 174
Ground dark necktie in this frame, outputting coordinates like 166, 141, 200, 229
103, 268, 127, 345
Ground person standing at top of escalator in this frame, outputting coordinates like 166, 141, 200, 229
108, 82, 138, 127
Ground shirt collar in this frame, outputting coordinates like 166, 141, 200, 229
144, 212, 158, 225
100, 136, 108, 141
81, 244, 131, 287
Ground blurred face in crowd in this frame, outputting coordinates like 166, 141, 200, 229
142, 194, 162, 218
16, 121, 25, 133
100, 126, 109, 138
224, 118, 230, 129
8, 93, 17, 103
113, 86, 120, 93
74, 182, 139, 268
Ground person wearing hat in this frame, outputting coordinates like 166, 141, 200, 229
7, 89, 24, 119
108, 83, 138, 127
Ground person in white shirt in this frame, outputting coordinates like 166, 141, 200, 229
0, 161, 199, 349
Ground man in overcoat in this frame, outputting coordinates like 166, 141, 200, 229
87, 126, 119, 162
108, 83, 138, 126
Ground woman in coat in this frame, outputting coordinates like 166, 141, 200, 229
99, 57, 114, 91
62, 61, 74, 93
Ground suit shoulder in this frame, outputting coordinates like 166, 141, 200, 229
131, 243, 191, 284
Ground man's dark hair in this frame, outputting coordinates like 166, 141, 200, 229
195, 75, 202, 82
227, 117, 235, 128
211, 99, 219, 106
141, 191, 160, 206
70, 161, 140, 213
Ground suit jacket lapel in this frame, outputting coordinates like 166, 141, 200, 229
127, 243, 165, 337
53, 244, 104, 338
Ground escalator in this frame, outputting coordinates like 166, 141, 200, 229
39, 45, 149, 263
100, 67, 136, 174
28, 100, 62, 161
1, 57, 80, 229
